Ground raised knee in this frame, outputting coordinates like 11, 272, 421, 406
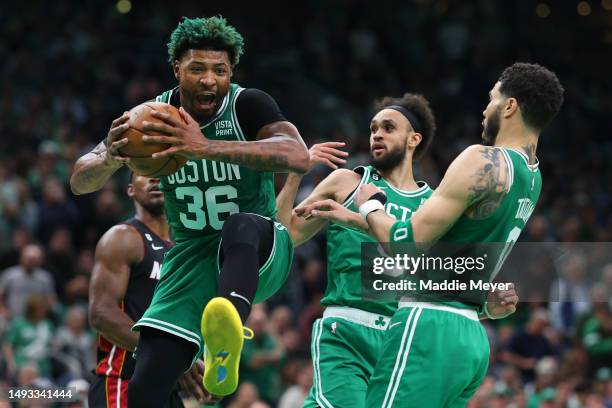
222, 213, 259, 235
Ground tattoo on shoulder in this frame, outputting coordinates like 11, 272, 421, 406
466, 147, 508, 219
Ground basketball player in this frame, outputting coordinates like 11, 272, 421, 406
276, 94, 435, 408
301, 63, 564, 406
71, 16, 309, 405
88, 174, 217, 407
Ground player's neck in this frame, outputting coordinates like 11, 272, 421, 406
137, 212, 170, 241
378, 160, 419, 191
494, 125, 539, 164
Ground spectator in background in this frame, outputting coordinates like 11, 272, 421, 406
0, 227, 32, 274
240, 304, 285, 405
52, 306, 95, 384
592, 367, 612, 407
270, 306, 294, 336
602, 263, 612, 306
16, 364, 53, 389
501, 308, 556, 384
14, 178, 39, 234
531, 357, 560, 398
579, 284, 612, 373
44, 228, 75, 302
0, 243, 56, 318
3, 295, 53, 380
557, 347, 590, 386
91, 187, 124, 239
227, 382, 263, 408
36, 177, 79, 243
278, 362, 313, 408
550, 253, 592, 335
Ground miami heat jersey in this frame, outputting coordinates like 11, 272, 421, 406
95, 218, 172, 379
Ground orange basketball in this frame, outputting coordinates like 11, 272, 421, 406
119, 102, 188, 177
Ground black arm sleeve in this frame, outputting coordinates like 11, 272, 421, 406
235, 88, 287, 141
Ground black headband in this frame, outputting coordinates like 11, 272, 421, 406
383, 105, 423, 134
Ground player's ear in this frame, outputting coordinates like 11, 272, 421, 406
408, 132, 422, 149
173, 60, 181, 81
127, 183, 135, 198
503, 97, 519, 118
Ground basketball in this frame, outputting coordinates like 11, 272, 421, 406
119, 102, 188, 177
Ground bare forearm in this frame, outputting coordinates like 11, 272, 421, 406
200, 136, 309, 174
91, 308, 139, 351
276, 173, 303, 230
71, 153, 122, 195
366, 210, 397, 243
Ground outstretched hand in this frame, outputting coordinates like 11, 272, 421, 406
308, 142, 348, 171
295, 199, 364, 229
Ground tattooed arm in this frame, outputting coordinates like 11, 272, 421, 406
357, 145, 509, 244
200, 120, 310, 173
141, 106, 310, 173
70, 112, 131, 195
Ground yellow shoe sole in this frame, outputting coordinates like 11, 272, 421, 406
201, 297, 243, 396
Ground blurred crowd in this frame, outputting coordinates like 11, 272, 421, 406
1, 0, 611, 407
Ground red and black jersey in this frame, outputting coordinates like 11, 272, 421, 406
95, 218, 172, 379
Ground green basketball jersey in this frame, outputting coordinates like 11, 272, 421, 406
323, 165, 433, 316
393, 147, 542, 310
155, 84, 277, 242
441, 148, 541, 245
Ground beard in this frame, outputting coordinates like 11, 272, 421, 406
370, 143, 407, 171
482, 107, 502, 146
140, 200, 165, 217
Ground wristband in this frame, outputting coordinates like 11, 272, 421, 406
359, 200, 385, 219
369, 192, 387, 205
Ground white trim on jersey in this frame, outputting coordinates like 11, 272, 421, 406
383, 178, 431, 198
381, 306, 422, 408
343, 166, 371, 208
231, 87, 247, 141
500, 148, 514, 192
507, 148, 540, 171
313, 318, 335, 408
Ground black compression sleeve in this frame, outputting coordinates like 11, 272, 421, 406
235, 88, 287, 141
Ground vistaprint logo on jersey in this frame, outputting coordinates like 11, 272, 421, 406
215, 120, 233, 136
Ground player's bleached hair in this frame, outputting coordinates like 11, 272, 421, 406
498, 62, 564, 131
373, 93, 436, 160
167, 16, 245, 66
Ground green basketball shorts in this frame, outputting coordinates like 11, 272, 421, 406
303, 306, 392, 408
133, 218, 294, 366
366, 302, 490, 408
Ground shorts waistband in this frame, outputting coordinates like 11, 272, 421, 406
398, 301, 479, 321
323, 306, 391, 330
